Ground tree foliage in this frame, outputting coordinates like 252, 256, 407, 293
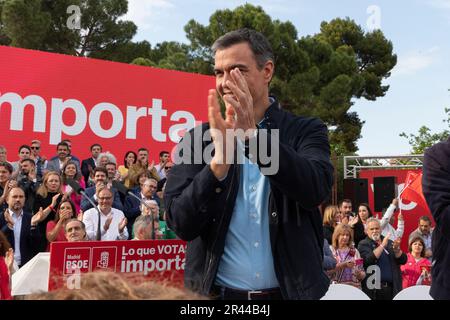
400, 108, 450, 154
0, 0, 136, 56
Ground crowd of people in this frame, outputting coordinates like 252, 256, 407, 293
0, 140, 176, 299
322, 199, 433, 299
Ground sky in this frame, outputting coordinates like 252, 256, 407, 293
123, 0, 450, 156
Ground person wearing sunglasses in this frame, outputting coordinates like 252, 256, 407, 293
30, 140, 47, 181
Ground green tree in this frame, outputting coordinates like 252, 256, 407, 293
0, 0, 136, 57
400, 108, 450, 154
179, 4, 397, 155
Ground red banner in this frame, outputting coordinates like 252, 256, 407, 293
48, 240, 186, 291
0, 46, 213, 161
359, 169, 432, 252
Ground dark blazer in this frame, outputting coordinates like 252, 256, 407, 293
123, 187, 160, 239
423, 137, 450, 300
0, 210, 40, 267
81, 158, 96, 187
80, 186, 123, 212
358, 236, 407, 299
47, 157, 80, 174
165, 99, 334, 299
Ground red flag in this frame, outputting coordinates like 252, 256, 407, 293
401, 171, 429, 211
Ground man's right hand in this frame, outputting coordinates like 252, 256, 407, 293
208, 89, 235, 180
381, 233, 391, 248
392, 198, 399, 208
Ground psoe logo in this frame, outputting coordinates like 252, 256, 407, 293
92, 247, 117, 272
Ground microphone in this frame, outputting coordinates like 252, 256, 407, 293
67, 178, 102, 241
112, 180, 157, 240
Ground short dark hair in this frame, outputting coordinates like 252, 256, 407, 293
338, 199, 352, 207
20, 158, 35, 166
0, 161, 13, 174
56, 142, 69, 150
18, 144, 31, 153
138, 148, 148, 153
419, 216, 432, 224
159, 151, 169, 158
93, 166, 108, 176
212, 28, 274, 70
90, 144, 102, 151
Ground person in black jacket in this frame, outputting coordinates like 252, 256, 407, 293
0, 187, 40, 267
165, 28, 333, 300
358, 218, 407, 300
422, 137, 450, 300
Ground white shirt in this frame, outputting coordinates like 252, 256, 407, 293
380, 204, 404, 241
83, 206, 128, 241
9, 209, 23, 266
154, 164, 166, 180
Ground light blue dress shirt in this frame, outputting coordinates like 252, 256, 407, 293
215, 118, 279, 290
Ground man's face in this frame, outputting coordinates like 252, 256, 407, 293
65, 221, 86, 242
0, 166, 11, 183
91, 146, 102, 158
214, 42, 272, 109
20, 161, 34, 174
340, 202, 352, 216
164, 163, 173, 176
419, 219, 431, 235
105, 164, 116, 179
31, 143, 41, 157
367, 221, 381, 241
138, 151, 148, 163
160, 153, 170, 163
18, 147, 31, 160
97, 189, 113, 212
7, 188, 25, 211
0, 148, 6, 162
94, 171, 107, 184
57, 146, 69, 159
142, 181, 157, 197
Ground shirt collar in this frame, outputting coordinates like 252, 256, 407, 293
9, 208, 23, 218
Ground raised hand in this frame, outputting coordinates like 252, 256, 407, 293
382, 232, 391, 248
31, 207, 45, 226
51, 193, 61, 207
4, 209, 14, 229
5, 248, 14, 272
118, 217, 127, 233
103, 214, 113, 231
392, 237, 402, 252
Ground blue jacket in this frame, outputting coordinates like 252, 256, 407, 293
165, 99, 334, 299
423, 137, 450, 300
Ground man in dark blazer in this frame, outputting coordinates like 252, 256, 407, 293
422, 137, 450, 300
80, 167, 123, 212
0, 187, 40, 268
358, 218, 407, 300
81, 144, 102, 187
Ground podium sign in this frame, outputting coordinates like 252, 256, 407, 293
48, 240, 186, 291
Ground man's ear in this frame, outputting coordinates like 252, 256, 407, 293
263, 60, 275, 84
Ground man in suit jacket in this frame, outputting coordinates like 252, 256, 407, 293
80, 167, 123, 212
46, 142, 80, 174
358, 218, 407, 300
81, 144, 102, 187
422, 137, 450, 300
0, 187, 40, 267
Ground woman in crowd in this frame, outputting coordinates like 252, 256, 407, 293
322, 205, 340, 244
97, 152, 117, 168
401, 236, 432, 288
32, 171, 63, 252
0, 162, 16, 212
118, 151, 137, 188
61, 161, 84, 213
329, 224, 366, 288
46, 200, 77, 250
0, 231, 14, 300
352, 203, 374, 247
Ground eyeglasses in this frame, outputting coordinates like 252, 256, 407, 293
165, 167, 173, 170
31, 147, 40, 150
98, 196, 112, 201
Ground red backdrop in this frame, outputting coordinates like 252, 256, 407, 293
0, 45, 213, 162
359, 169, 432, 252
